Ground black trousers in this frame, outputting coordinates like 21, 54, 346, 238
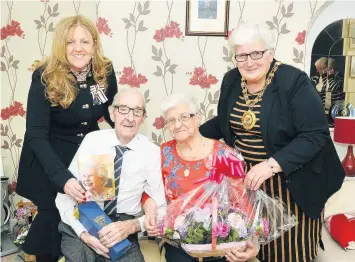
35, 255, 59, 262
164, 243, 227, 262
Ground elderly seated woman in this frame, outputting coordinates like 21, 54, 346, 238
143, 94, 259, 262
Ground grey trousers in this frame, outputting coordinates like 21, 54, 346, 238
58, 222, 144, 262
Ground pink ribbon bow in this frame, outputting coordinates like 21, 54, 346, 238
196, 152, 246, 184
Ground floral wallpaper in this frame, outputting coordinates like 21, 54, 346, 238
1, 0, 331, 198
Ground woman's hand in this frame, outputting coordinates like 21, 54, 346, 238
144, 214, 160, 236
225, 240, 259, 262
64, 178, 86, 202
244, 161, 273, 191
244, 158, 282, 191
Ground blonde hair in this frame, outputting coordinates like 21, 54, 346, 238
39, 15, 112, 108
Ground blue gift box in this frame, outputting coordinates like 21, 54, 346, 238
78, 202, 131, 260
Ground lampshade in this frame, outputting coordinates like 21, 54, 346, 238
334, 117, 355, 144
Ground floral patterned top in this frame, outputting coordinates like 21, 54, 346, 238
161, 139, 234, 204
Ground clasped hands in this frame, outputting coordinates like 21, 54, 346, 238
80, 220, 136, 258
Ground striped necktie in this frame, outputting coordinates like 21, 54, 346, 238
104, 145, 129, 216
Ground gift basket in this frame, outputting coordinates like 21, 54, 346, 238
158, 149, 297, 259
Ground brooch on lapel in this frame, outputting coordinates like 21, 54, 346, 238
90, 84, 108, 105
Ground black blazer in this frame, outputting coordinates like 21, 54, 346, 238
16, 65, 117, 208
200, 60, 345, 219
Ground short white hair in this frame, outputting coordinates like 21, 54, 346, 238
112, 88, 146, 109
161, 93, 199, 116
229, 22, 276, 51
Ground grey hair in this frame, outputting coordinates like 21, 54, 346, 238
229, 22, 276, 51
161, 93, 199, 116
111, 88, 146, 109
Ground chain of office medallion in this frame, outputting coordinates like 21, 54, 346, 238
241, 61, 281, 107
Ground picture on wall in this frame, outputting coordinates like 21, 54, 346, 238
185, 0, 230, 36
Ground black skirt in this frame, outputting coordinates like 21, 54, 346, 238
22, 208, 62, 256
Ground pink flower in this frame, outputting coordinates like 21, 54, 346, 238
1, 101, 26, 120
97, 17, 112, 37
262, 218, 269, 236
295, 30, 306, 45
189, 67, 218, 89
118, 67, 148, 88
153, 116, 165, 129
153, 21, 183, 42
212, 222, 230, 238
1, 20, 25, 40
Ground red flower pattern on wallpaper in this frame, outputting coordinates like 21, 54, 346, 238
295, 30, 306, 45
188, 67, 218, 89
97, 17, 112, 37
153, 116, 165, 130
1, 101, 26, 120
1, 20, 25, 40
118, 67, 148, 88
153, 21, 183, 42
151, 115, 167, 146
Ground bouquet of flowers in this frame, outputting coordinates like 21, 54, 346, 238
13, 204, 35, 246
158, 150, 297, 258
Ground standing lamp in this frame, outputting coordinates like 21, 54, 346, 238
333, 117, 355, 177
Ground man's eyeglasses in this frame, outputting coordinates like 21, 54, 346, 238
165, 113, 196, 127
234, 50, 269, 62
113, 105, 145, 117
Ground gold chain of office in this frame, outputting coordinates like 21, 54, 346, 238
240, 61, 281, 130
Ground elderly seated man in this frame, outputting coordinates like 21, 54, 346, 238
55, 88, 166, 262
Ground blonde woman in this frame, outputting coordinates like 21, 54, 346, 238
16, 15, 117, 262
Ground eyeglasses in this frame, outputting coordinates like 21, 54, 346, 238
113, 105, 145, 117
234, 50, 268, 62
165, 113, 196, 127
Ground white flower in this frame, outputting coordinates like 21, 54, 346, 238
194, 207, 211, 223
228, 213, 245, 229
203, 219, 211, 230
174, 215, 186, 230
173, 232, 181, 239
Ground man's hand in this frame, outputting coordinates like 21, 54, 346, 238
64, 178, 86, 202
80, 232, 110, 258
99, 219, 139, 248
225, 241, 259, 262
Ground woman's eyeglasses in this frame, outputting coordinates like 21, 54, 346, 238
165, 113, 196, 126
113, 105, 145, 117
234, 50, 268, 62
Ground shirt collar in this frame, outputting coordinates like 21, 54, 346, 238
109, 131, 140, 152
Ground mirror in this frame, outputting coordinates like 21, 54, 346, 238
310, 19, 355, 127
